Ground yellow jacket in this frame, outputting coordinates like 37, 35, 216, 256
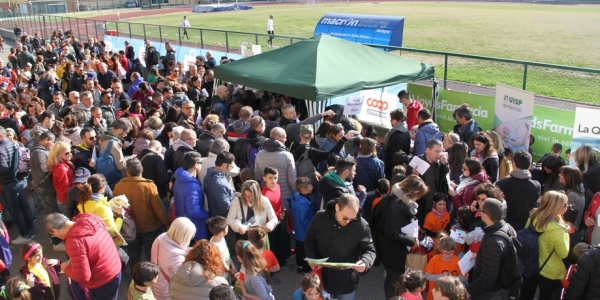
77, 196, 123, 234
533, 218, 569, 280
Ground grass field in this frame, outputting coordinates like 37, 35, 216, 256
109, 2, 600, 103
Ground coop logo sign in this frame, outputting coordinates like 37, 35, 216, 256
319, 17, 389, 28
366, 98, 389, 111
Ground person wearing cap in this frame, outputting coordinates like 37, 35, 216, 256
465, 198, 517, 300
267, 14, 274, 47
64, 167, 113, 220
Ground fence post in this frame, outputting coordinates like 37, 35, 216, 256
159, 25, 162, 43
178, 27, 182, 46
200, 29, 204, 49
443, 54, 448, 89
522, 63, 528, 90
290, 38, 293, 45
225, 31, 229, 52
61, 16, 65, 31
129, 23, 132, 39
143, 24, 146, 40
115, 22, 119, 36
255, 34, 258, 46
85, 19, 89, 40
76, 18, 82, 40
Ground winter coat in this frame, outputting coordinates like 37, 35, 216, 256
583, 162, 600, 204
161, 49, 176, 67
384, 123, 411, 178
72, 143, 96, 174
227, 195, 277, 233
354, 154, 385, 194
65, 185, 112, 220
169, 261, 228, 300
173, 168, 210, 240
52, 160, 75, 203
172, 139, 195, 172
564, 246, 600, 300
532, 217, 570, 280
0, 138, 17, 185
203, 167, 235, 218
151, 232, 189, 300
98, 133, 125, 171
496, 171, 541, 231
317, 137, 345, 174
304, 199, 376, 294
138, 149, 171, 198
454, 119, 480, 148
466, 220, 517, 299
566, 184, 585, 230
279, 113, 323, 148
20, 258, 62, 300
254, 139, 297, 200
371, 185, 417, 272
291, 193, 315, 242
451, 171, 487, 217
113, 176, 171, 233
128, 77, 144, 98
132, 137, 150, 155
414, 121, 442, 156
471, 150, 499, 183
63, 213, 122, 289
195, 130, 216, 157
77, 194, 122, 234
319, 171, 351, 204
30, 144, 50, 189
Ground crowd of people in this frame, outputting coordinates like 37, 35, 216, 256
0, 25, 597, 300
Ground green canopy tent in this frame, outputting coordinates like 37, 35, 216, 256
214, 34, 435, 101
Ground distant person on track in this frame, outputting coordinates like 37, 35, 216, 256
267, 14, 274, 47
181, 16, 190, 40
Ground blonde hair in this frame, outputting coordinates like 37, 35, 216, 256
434, 276, 465, 300
487, 130, 504, 155
530, 190, 567, 231
398, 175, 429, 200
46, 141, 71, 172
241, 180, 267, 214
167, 217, 197, 248
574, 146, 598, 173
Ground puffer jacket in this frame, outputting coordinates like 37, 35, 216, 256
77, 194, 122, 233
172, 139, 195, 172
203, 167, 234, 218
371, 184, 417, 272
564, 245, 600, 300
53, 160, 75, 203
304, 199, 376, 295
133, 137, 150, 155
30, 144, 50, 189
413, 121, 442, 156
451, 171, 487, 217
151, 232, 189, 300
63, 213, 122, 289
254, 139, 297, 200
128, 77, 143, 98
169, 261, 228, 300
173, 168, 209, 240
533, 217, 569, 280
195, 130, 216, 157
317, 137, 345, 174
354, 154, 385, 194
0, 138, 17, 185
466, 220, 517, 299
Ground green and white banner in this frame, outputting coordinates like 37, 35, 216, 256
571, 106, 600, 157
407, 83, 574, 161
494, 83, 535, 153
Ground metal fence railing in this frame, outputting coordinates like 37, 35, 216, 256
1, 12, 599, 107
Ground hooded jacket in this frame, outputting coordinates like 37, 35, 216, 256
254, 139, 297, 200
169, 261, 228, 300
454, 119, 480, 148
304, 199, 376, 294
384, 121, 411, 178
414, 121, 442, 156
564, 246, 600, 300
227, 119, 250, 137
583, 162, 600, 203
291, 192, 314, 242
127, 77, 144, 98
371, 184, 418, 272
495, 170, 541, 231
203, 167, 234, 218
161, 48, 176, 67
173, 167, 210, 240
151, 232, 189, 300
354, 154, 385, 194
30, 144, 50, 189
63, 213, 122, 289
77, 194, 121, 233
319, 170, 350, 204
195, 131, 216, 157
247, 129, 266, 149
172, 139, 195, 172
72, 143, 96, 174
451, 171, 487, 217
138, 149, 171, 198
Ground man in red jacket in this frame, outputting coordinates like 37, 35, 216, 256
398, 89, 423, 130
44, 213, 122, 300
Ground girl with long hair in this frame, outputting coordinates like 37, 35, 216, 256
169, 239, 228, 300
317, 124, 346, 173
47, 141, 75, 213
293, 273, 327, 300
541, 154, 565, 193
520, 191, 570, 300
235, 240, 274, 300
469, 132, 499, 183
397, 271, 426, 300
560, 166, 585, 230
448, 142, 469, 184
354, 137, 385, 220
574, 146, 600, 203
77, 174, 122, 233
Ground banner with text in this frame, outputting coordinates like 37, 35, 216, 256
494, 83, 535, 153
571, 106, 600, 159
406, 83, 574, 161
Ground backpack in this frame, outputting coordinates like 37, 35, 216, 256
517, 224, 555, 278
151, 49, 159, 65
493, 230, 524, 289
233, 138, 250, 168
16, 143, 30, 174
247, 144, 262, 169
296, 147, 319, 189
96, 140, 123, 186
119, 212, 136, 243
0, 223, 12, 269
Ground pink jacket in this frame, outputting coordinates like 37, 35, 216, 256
151, 232, 189, 300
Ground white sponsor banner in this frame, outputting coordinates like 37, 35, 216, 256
571, 106, 600, 164
493, 83, 535, 153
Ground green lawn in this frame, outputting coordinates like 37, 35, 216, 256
116, 2, 600, 103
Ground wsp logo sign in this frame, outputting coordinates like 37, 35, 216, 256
503, 95, 523, 106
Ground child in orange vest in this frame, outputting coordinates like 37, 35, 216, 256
423, 193, 451, 258
423, 234, 468, 300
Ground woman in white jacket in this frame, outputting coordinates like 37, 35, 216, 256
227, 180, 278, 236
151, 217, 196, 300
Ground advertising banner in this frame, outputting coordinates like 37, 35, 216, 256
494, 84, 535, 153
314, 13, 405, 47
406, 83, 574, 161
571, 106, 600, 159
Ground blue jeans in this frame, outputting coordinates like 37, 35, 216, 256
89, 271, 121, 300
2, 179, 34, 237
330, 291, 356, 300
128, 227, 165, 271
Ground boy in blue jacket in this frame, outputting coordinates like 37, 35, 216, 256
291, 177, 315, 274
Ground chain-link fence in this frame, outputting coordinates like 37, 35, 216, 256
1, 12, 599, 108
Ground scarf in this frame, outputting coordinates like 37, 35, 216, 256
432, 207, 447, 218
383, 121, 408, 148
456, 176, 480, 194
323, 170, 346, 187
397, 192, 419, 216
